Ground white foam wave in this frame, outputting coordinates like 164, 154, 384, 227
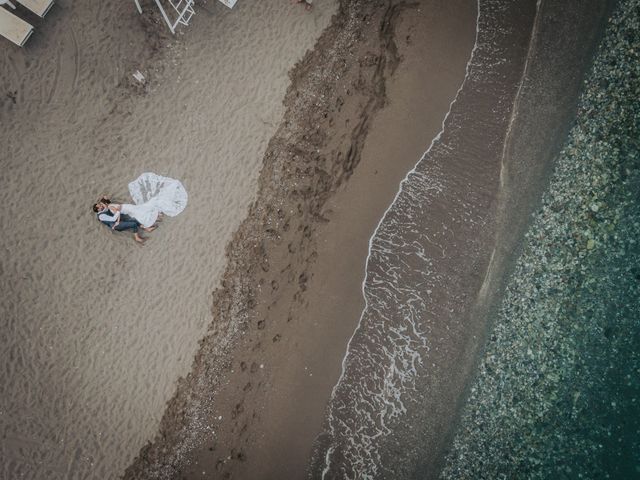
320, 2, 482, 477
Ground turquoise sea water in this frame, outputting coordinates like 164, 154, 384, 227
441, 0, 640, 478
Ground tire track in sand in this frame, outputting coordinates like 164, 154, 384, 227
46, 24, 80, 104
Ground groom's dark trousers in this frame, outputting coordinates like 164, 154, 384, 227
98, 212, 140, 233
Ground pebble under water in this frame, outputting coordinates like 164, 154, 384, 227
441, 0, 640, 478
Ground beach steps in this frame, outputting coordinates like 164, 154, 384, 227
139, 0, 237, 35
16, 0, 54, 17
0, 0, 54, 47
0, 4, 33, 47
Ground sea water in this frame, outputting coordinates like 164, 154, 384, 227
442, 0, 640, 477
309, 0, 638, 478
311, 0, 539, 477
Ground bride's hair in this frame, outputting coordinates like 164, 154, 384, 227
92, 196, 112, 213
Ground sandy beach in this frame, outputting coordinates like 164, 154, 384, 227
2, 0, 629, 479
0, 1, 335, 478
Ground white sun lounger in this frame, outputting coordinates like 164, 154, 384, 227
16, 0, 53, 17
0, 6, 33, 46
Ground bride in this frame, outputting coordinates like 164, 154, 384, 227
108, 172, 188, 229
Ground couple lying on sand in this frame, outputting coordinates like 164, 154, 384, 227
93, 172, 188, 244
93, 197, 157, 244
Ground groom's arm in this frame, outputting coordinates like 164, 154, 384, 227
97, 212, 114, 223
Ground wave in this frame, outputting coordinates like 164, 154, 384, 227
310, 0, 544, 478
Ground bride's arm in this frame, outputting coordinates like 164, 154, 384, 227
108, 205, 121, 228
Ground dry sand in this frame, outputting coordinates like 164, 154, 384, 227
0, 1, 336, 479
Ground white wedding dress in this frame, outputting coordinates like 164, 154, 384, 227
120, 172, 188, 228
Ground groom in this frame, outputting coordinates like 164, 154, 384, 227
93, 198, 146, 244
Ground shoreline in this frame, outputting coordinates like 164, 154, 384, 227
309, 0, 614, 477
311, 0, 541, 476
124, 1, 478, 478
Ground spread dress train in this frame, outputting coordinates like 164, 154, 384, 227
120, 172, 188, 228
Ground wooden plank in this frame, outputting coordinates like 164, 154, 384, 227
0, 6, 33, 46
16, 0, 53, 17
